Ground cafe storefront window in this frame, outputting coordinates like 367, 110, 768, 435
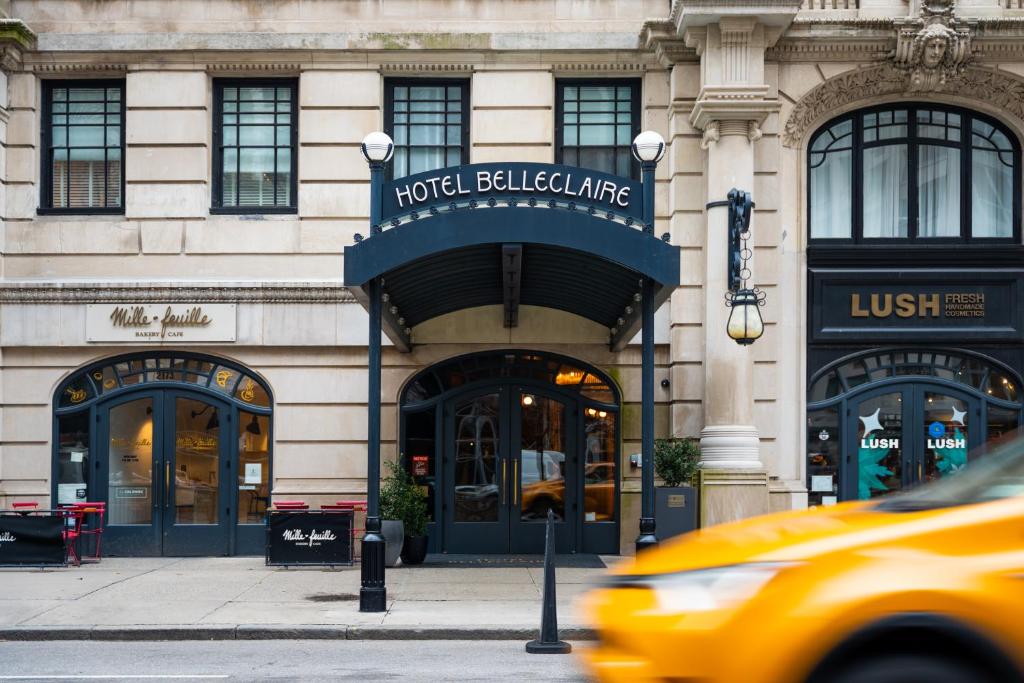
52, 352, 273, 556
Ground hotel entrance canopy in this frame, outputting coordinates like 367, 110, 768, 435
344, 152, 678, 613
343, 162, 680, 352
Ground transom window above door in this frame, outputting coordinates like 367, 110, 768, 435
809, 105, 1021, 243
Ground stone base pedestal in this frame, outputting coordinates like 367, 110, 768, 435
699, 468, 770, 528
698, 425, 761, 470
768, 478, 808, 514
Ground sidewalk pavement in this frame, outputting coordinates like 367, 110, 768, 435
0, 557, 614, 641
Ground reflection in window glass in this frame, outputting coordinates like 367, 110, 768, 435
388, 82, 465, 179
972, 120, 1015, 238
108, 398, 154, 525
238, 411, 270, 524
404, 409, 436, 522
174, 398, 221, 525
57, 412, 90, 506
559, 82, 638, 179
584, 408, 616, 522
520, 396, 566, 522
807, 408, 839, 507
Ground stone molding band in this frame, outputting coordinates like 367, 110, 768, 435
782, 64, 1024, 147
0, 283, 358, 304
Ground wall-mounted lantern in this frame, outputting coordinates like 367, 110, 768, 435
722, 188, 766, 346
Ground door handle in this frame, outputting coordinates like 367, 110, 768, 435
165, 462, 171, 509
513, 459, 518, 507
501, 459, 507, 505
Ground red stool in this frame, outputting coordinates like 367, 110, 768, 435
11, 501, 38, 511
336, 500, 367, 547
58, 507, 85, 566
272, 500, 309, 510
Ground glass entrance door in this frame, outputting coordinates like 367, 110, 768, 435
847, 384, 980, 500
444, 388, 577, 554
161, 395, 231, 556
99, 392, 232, 556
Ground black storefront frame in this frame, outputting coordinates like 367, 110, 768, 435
52, 352, 274, 556
806, 347, 1023, 504
39, 78, 127, 216
210, 77, 299, 215
398, 351, 622, 555
807, 102, 1023, 246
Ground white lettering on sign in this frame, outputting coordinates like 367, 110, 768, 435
861, 438, 900, 449
0, 532, 15, 543
928, 438, 966, 449
86, 304, 236, 343
393, 168, 632, 210
282, 528, 338, 547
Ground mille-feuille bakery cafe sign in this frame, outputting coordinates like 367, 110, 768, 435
810, 270, 1024, 342
86, 304, 237, 343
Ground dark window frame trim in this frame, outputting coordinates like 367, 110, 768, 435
807, 102, 1023, 247
39, 78, 127, 216
554, 78, 642, 182
210, 77, 299, 215
383, 77, 471, 182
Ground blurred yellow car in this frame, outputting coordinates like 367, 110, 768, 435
584, 441, 1024, 683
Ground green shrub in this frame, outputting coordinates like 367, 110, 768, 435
380, 460, 429, 537
653, 438, 701, 487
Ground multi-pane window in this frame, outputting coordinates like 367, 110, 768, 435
41, 80, 124, 213
809, 105, 1020, 242
385, 80, 468, 179
212, 79, 297, 213
556, 80, 640, 180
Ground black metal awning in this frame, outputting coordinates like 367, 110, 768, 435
344, 163, 679, 352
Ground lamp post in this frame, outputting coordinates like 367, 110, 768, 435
723, 188, 765, 346
631, 131, 665, 553
359, 131, 393, 613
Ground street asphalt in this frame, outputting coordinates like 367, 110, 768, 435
0, 640, 589, 681
0, 557, 615, 641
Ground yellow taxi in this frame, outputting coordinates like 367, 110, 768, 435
584, 441, 1024, 683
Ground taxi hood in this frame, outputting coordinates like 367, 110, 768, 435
615, 501, 939, 576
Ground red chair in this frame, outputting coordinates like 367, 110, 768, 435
335, 500, 367, 547
58, 507, 85, 566
70, 502, 105, 562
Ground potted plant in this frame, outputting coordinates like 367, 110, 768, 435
379, 461, 430, 566
653, 437, 701, 540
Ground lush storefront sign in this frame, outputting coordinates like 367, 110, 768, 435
810, 269, 1023, 342
381, 162, 644, 222
86, 304, 237, 343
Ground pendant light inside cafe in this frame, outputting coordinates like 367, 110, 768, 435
723, 188, 765, 345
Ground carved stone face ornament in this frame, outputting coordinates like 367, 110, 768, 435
922, 34, 948, 69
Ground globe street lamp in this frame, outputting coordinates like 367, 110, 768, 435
359, 131, 394, 613
631, 131, 666, 552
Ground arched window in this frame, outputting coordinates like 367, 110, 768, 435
809, 105, 1021, 242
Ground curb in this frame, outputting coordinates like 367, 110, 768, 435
0, 625, 597, 642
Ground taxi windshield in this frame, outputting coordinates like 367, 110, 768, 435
875, 432, 1024, 512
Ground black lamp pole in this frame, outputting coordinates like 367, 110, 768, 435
636, 157, 658, 553
360, 156, 387, 613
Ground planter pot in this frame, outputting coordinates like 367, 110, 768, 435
655, 486, 697, 541
400, 535, 429, 565
381, 520, 405, 567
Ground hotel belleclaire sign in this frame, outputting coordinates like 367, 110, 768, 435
810, 269, 1024, 343
381, 162, 644, 222
86, 304, 237, 343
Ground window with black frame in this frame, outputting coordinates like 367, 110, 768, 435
212, 79, 297, 213
385, 80, 468, 180
808, 104, 1021, 243
41, 80, 124, 214
556, 80, 640, 180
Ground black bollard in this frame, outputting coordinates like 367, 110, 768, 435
526, 509, 572, 654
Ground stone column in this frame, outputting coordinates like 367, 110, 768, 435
686, 19, 777, 525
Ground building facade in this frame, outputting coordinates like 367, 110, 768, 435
0, 0, 1022, 556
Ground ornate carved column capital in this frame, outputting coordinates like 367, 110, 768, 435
689, 84, 779, 145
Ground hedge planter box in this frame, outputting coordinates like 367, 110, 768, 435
655, 486, 697, 541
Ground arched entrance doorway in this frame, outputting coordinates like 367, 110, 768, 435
807, 348, 1022, 506
400, 351, 620, 554
53, 353, 273, 556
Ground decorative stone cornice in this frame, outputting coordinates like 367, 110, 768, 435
29, 62, 130, 73
0, 282, 358, 304
781, 64, 1024, 147
380, 62, 474, 72
0, 18, 35, 73
640, 19, 697, 66
205, 62, 303, 72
